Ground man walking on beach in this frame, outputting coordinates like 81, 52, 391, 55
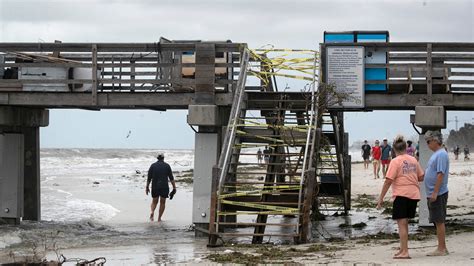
424, 130, 450, 256
361, 140, 371, 170
146, 152, 176, 222
463, 145, 470, 161
371, 140, 382, 179
454, 145, 460, 160
381, 138, 392, 177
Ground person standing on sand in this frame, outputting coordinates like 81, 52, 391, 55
406, 140, 416, 157
371, 140, 382, 179
146, 152, 176, 222
377, 135, 424, 259
263, 147, 270, 164
463, 145, 470, 161
361, 140, 371, 170
424, 130, 450, 256
454, 145, 460, 160
381, 138, 392, 177
257, 148, 263, 165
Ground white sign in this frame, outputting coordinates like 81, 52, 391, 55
326, 46, 365, 108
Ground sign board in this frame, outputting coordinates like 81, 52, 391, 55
326, 46, 365, 108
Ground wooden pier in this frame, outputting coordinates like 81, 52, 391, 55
1, 40, 474, 243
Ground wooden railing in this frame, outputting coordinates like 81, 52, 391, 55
320, 42, 474, 98
0, 41, 245, 102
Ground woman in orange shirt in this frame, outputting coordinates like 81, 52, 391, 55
377, 135, 424, 259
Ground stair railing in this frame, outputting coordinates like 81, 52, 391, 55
214, 47, 250, 233
296, 51, 318, 237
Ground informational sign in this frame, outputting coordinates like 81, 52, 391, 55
326, 46, 365, 108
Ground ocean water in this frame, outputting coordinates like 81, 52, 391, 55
40, 148, 194, 223
0, 148, 200, 263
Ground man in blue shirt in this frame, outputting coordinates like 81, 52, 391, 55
424, 130, 449, 256
380, 138, 392, 177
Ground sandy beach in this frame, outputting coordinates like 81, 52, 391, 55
0, 149, 473, 265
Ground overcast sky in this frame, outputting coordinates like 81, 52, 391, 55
1, 0, 473, 149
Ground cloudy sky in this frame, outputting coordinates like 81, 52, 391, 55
1, 0, 473, 148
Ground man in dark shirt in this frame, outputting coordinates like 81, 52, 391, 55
361, 140, 371, 169
146, 152, 176, 222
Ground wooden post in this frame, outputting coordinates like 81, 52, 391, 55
91, 44, 98, 105
130, 59, 136, 92
195, 43, 216, 104
426, 43, 433, 104
111, 55, 115, 91
119, 58, 122, 90
299, 168, 316, 243
408, 67, 413, 93
444, 68, 450, 93
208, 166, 220, 247
22, 127, 40, 221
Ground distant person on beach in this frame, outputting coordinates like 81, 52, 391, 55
146, 152, 176, 222
381, 138, 392, 177
263, 147, 270, 164
377, 135, 424, 259
424, 130, 450, 256
361, 140, 371, 170
371, 140, 382, 179
406, 140, 416, 157
454, 145, 460, 160
416, 142, 420, 161
257, 149, 263, 165
463, 145, 470, 161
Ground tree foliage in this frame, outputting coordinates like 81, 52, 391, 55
446, 123, 474, 149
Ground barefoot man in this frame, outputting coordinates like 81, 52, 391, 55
424, 130, 450, 256
381, 138, 392, 177
146, 152, 176, 222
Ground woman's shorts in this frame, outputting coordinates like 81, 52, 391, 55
392, 196, 419, 220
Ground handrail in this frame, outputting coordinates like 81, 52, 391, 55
214, 47, 249, 233
295, 51, 318, 236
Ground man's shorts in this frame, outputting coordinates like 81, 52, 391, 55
363, 154, 370, 161
381, 159, 390, 165
392, 196, 419, 220
428, 192, 448, 223
152, 187, 169, 198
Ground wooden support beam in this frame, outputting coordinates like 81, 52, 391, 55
426, 43, 433, 104
92, 44, 98, 105
194, 43, 216, 104
208, 166, 220, 246
299, 168, 316, 243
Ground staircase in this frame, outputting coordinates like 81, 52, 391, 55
317, 112, 351, 214
208, 48, 319, 245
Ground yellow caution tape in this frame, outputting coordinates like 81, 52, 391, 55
219, 185, 301, 199
247, 46, 319, 87
217, 210, 299, 216
233, 123, 316, 131
253, 48, 318, 53
220, 199, 299, 214
249, 71, 315, 81
234, 143, 303, 148
236, 129, 285, 143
